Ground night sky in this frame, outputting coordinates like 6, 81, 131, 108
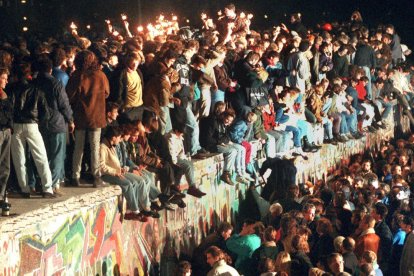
1, 0, 413, 48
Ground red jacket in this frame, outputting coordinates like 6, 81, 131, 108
262, 110, 277, 132
355, 231, 380, 259
356, 81, 367, 101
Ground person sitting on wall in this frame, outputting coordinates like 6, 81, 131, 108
100, 125, 160, 221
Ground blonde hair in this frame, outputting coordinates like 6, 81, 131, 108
275, 251, 291, 274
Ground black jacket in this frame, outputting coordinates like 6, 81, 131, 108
354, 43, 377, 68
374, 220, 392, 268
200, 116, 230, 152
35, 73, 73, 133
9, 79, 49, 124
0, 91, 13, 130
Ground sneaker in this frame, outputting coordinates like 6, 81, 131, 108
220, 172, 235, 186
197, 148, 210, 154
53, 188, 64, 197
346, 133, 355, 140
335, 135, 348, 143
42, 192, 58, 199
170, 186, 186, 198
124, 212, 148, 222
175, 198, 187, 208
141, 209, 160, 219
151, 201, 163, 211
187, 186, 206, 198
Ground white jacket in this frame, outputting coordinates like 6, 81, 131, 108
207, 260, 240, 276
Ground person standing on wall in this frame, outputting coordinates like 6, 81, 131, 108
66, 50, 110, 187
0, 68, 12, 206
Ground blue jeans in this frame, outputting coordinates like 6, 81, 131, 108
267, 130, 291, 154
43, 132, 66, 188
323, 118, 333, 139
376, 99, 392, 120
340, 110, 358, 134
102, 173, 150, 211
176, 158, 196, 187
159, 106, 172, 135
285, 126, 301, 147
297, 119, 314, 143
185, 106, 202, 156
217, 144, 238, 172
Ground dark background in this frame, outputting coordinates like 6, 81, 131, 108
1, 0, 413, 48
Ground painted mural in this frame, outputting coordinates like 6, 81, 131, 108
0, 154, 245, 276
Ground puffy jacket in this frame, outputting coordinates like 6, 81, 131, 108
229, 119, 248, 144
35, 73, 73, 133
9, 79, 49, 124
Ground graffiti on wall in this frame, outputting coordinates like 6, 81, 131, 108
0, 154, 244, 276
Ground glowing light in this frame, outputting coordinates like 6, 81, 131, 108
240, 12, 246, 19
70, 22, 77, 29
23, 16, 27, 21
172, 15, 177, 21
263, 14, 268, 19
121, 14, 127, 21
86, 25, 91, 29
137, 26, 144, 32
201, 13, 207, 20
105, 19, 111, 24
22, 27, 28, 32
186, 19, 190, 23
248, 14, 254, 20
113, 30, 119, 36
21, 0, 26, 3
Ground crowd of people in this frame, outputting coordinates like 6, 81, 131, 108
0, 2, 414, 275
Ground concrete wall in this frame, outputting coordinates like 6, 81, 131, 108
0, 155, 248, 276
0, 108, 409, 276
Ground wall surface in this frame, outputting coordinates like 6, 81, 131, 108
0, 108, 408, 276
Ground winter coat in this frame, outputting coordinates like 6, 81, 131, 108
9, 79, 50, 124
354, 44, 377, 68
200, 117, 231, 152
287, 51, 311, 93
66, 69, 109, 129
229, 119, 248, 144
35, 73, 73, 133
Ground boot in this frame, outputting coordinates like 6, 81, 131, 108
303, 136, 318, 152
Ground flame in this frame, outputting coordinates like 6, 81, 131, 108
70, 22, 77, 29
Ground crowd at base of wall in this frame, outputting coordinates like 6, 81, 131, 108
0, 108, 410, 276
